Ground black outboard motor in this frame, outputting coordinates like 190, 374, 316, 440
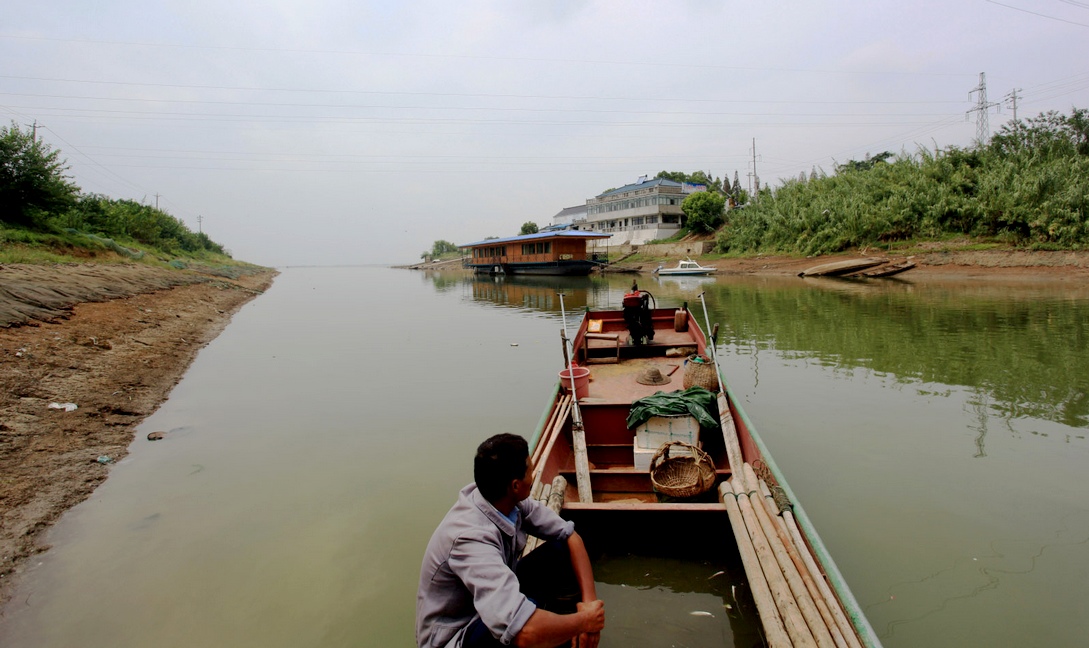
622, 282, 655, 345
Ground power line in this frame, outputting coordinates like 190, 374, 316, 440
0, 74, 969, 106
984, 0, 1089, 27
0, 34, 978, 76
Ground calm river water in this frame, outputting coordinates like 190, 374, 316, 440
1, 266, 1087, 648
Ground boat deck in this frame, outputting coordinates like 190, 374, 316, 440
539, 309, 733, 509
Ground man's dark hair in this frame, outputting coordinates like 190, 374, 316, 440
474, 434, 529, 502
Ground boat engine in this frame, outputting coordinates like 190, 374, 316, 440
622, 283, 655, 345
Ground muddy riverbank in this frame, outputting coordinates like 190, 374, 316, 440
0, 263, 276, 605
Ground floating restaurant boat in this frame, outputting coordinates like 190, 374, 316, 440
653, 258, 717, 276
523, 295, 882, 647
459, 231, 612, 276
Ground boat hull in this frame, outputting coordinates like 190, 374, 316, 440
466, 260, 599, 276
654, 269, 716, 276
799, 257, 887, 277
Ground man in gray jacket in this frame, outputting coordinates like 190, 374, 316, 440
417, 434, 605, 648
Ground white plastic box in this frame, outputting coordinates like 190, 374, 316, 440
633, 440, 657, 472
634, 414, 699, 450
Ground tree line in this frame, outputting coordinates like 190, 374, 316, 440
718, 108, 1089, 255
1, 122, 226, 256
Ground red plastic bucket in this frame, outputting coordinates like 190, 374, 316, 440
558, 366, 591, 399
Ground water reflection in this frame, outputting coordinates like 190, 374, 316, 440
451, 271, 1089, 430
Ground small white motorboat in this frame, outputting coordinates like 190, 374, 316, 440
652, 258, 716, 276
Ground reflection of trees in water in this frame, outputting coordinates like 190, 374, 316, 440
699, 278, 1089, 429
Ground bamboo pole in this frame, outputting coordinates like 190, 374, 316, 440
772, 487, 864, 648
522, 481, 553, 556
531, 396, 571, 487
522, 477, 568, 558
546, 475, 567, 514
741, 467, 836, 648
718, 394, 748, 492
720, 481, 792, 648
531, 396, 563, 468
733, 480, 818, 648
756, 480, 855, 648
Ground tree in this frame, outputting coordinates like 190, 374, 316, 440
731, 171, 742, 201
0, 122, 78, 227
430, 240, 459, 257
836, 151, 894, 174
655, 170, 724, 193
519, 221, 539, 235
681, 191, 726, 234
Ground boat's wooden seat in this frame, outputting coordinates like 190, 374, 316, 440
582, 333, 620, 364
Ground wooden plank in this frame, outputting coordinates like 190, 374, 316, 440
563, 501, 726, 512
572, 424, 593, 503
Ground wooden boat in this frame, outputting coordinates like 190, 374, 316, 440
798, 257, 887, 278
848, 260, 916, 278
653, 258, 717, 276
525, 301, 882, 647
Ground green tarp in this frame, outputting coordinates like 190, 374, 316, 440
626, 386, 719, 430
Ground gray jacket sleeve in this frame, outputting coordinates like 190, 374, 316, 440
520, 498, 575, 542
448, 533, 536, 645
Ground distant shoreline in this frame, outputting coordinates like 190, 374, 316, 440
398, 248, 1089, 280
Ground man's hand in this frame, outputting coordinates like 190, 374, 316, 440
576, 599, 604, 647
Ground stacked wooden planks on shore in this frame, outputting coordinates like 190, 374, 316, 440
717, 395, 862, 648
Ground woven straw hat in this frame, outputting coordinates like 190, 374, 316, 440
636, 367, 671, 385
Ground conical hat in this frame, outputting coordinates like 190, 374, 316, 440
636, 367, 671, 385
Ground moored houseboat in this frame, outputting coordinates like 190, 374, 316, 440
460, 231, 612, 276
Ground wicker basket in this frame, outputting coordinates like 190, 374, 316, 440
649, 441, 717, 499
682, 354, 720, 391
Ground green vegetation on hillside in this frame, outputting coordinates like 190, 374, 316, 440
1, 121, 235, 266
717, 108, 1089, 255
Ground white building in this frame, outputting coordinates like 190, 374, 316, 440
578, 178, 705, 246
550, 204, 587, 227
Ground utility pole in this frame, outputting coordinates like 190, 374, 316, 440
966, 72, 1000, 146
1006, 87, 1022, 123
197, 215, 203, 234
154, 193, 161, 210
750, 138, 760, 198
24, 120, 38, 142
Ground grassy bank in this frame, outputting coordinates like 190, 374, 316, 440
0, 223, 261, 277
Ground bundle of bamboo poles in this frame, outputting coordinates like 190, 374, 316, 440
717, 395, 862, 648
522, 475, 568, 557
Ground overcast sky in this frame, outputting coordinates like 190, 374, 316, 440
3, 1, 1088, 266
